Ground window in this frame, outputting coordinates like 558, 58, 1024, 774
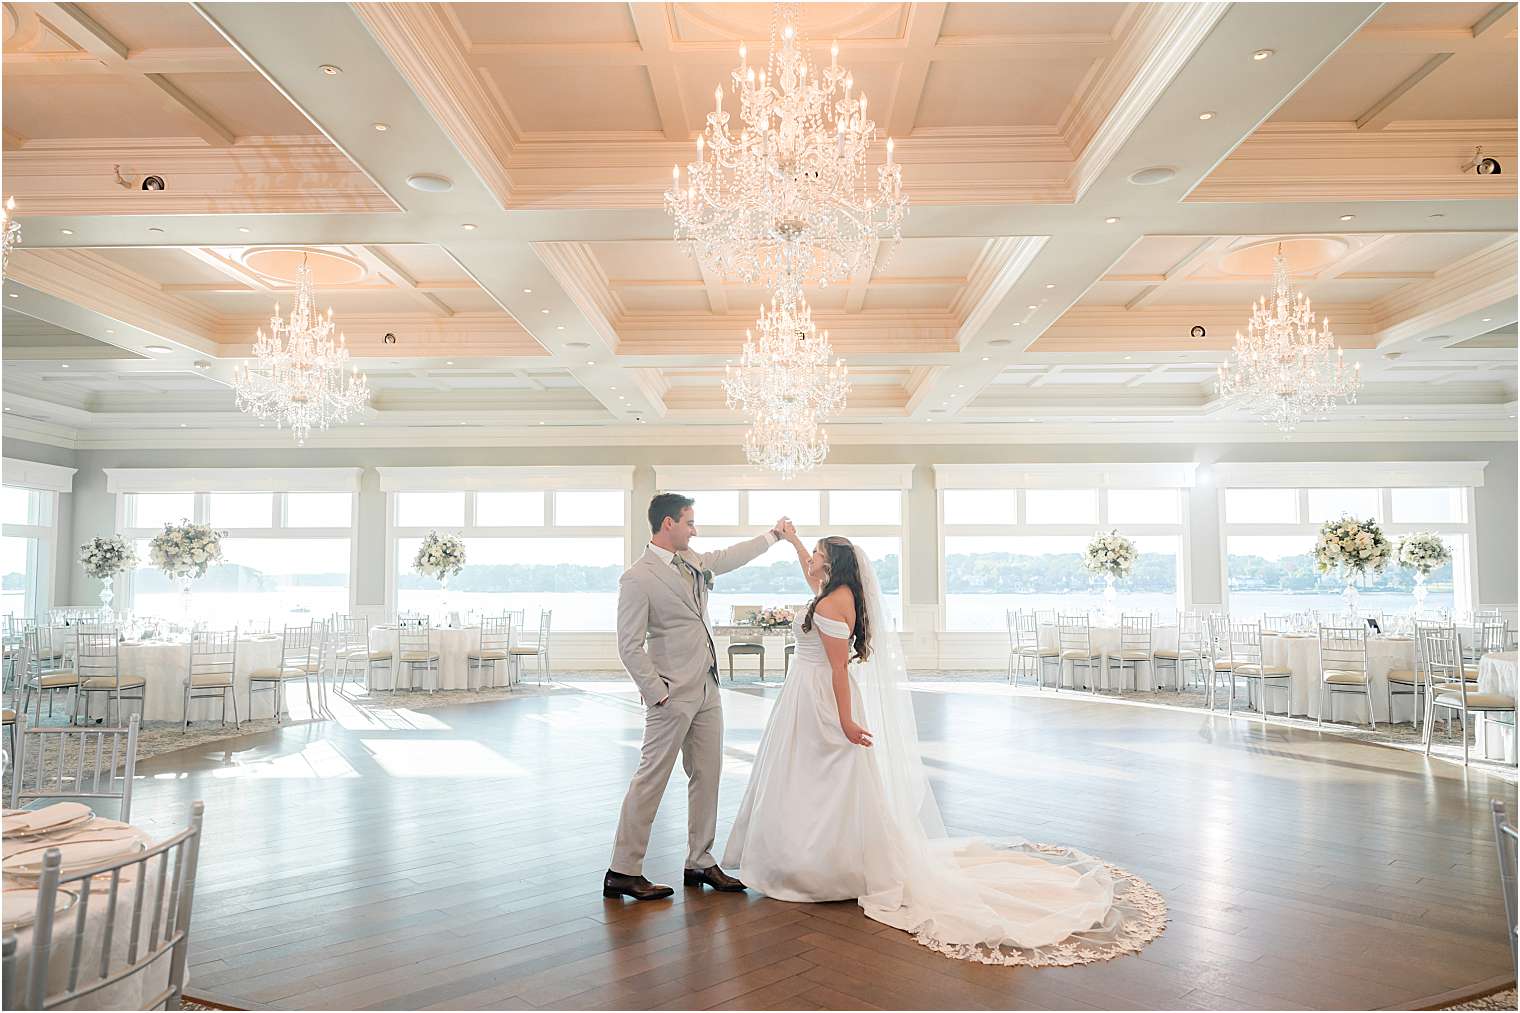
683, 491, 739, 526
829, 490, 900, 526
939, 485, 1186, 630
1222, 483, 1474, 618
388, 485, 629, 630
1, 485, 55, 619
748, 489, 821, 527
120, 490, 354, 628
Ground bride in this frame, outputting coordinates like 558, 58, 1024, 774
722, 526, 1163, 967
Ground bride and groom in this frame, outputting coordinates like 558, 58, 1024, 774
604, 492, 1147, 966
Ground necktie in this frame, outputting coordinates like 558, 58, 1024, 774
675, 557, 700, 607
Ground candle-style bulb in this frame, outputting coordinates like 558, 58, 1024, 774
886, 137, 894, 163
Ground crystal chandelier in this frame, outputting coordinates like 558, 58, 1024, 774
724, 284, 848, 478
1, 197, 19, 278
664, 3, 907, 289
233, 256, 369, 444
1217, 246, 1360, 431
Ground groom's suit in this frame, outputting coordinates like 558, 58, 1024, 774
610, 532, 778, 876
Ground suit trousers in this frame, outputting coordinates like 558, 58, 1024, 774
609, 675, 723, 876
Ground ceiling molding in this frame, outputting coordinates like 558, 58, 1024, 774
655, 464, 915, 491
933, 462, 1198, 489
375, 465, 634, 491
1371, 238, 1519, 343
103, 466, 363, 493
1210, 460, 1487, 489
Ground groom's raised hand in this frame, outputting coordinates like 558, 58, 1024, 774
770, 516, 791, 539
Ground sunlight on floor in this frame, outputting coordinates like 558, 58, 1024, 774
208, 739, 359, 780
359, 738, 527, 777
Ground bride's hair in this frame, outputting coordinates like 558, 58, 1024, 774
802, 536, 871, 662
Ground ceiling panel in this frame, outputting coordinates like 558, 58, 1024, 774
446, 2, 638, 44
939, 3, 1127, 37
916, 58, 1095, 128
70, 2, 228, 49
479, 60, 662, 133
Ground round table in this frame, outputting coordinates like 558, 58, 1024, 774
2, 818, 166, 1009
1476, 651, 1518, 762
366, 625, 485, 690
1261, 633, 1418, 722
1037, 623, 1180, 690
101, 636, 285, 723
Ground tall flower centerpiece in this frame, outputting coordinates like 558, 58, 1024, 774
78, 535, 137, 618
1314, 515, 1391, 616
149, 520, 225, 623
413, 531, 466, 621
1083, 531, 1138, 622
1395, 532, 1450, 615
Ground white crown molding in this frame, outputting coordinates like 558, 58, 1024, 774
1370, 238, 1518, 343
1, 457, 77, 493
933, 462, 1197, 490
654, 464, 914, 491
375, 466, 634, 492
103, 467, 363, 493
1211, 460, 1487, 489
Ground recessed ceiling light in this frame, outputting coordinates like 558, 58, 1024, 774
556, 325, 564, 330
1339, 214, 1355, 221
461, 223, 477, 231
541, 309, 550, 315
523, 288, 532, 294
372, 122, 388, 132
6, 293, 16, 299
237, 227, 251, 234
145, 345, 172, 353
1252, 49, 1273, 61
180, 423, 187, 427
59, 363, 69, 368
460, 421, 467, 426
1198, 111, 1216, 120
445, 360, 453, 365
981, 356, 990, 362
405, 173, 453, 193
359, 421, 366, 426
1027, 304, 1038, 311
60, 228, 73, 236
566, 341, 590, 350
1044, 283, 1055, 289
1124, 355, 1132, 360
1402, 416, 1410, 420
1104, 216, 1120, 224
1429, 213, 1445, 219
1482, 317, 1493, 322
105, 329, 115, 335
989, 338, 1012, 346
539, 420, 545, 425
957, 384, 964, 389
320, 64, 341, 75
610, 385, 618, 391
148, 226, 164, 234
585, 360, 595, 366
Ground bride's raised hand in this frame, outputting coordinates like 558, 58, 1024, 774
841, 717, 873, 747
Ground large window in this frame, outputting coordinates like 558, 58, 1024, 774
2, 485, 55, 619
120, 489, 354, 628
939, 482, 1186, 631
1223, 484, 1472, 618
390, 485, 628, 630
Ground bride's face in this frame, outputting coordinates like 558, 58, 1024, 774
808, 542, 830, 584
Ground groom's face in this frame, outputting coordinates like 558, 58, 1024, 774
666, 507, 697, 551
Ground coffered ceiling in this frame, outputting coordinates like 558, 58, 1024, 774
0, 1, 1514, 449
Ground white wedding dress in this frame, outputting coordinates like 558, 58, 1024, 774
722, 547, 1165, 967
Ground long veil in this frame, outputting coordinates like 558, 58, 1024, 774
848, 545, 1166, 966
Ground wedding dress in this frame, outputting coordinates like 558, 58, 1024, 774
722, 547, 1165, 967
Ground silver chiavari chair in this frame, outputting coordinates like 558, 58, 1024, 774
10, 712, 139, 820
1153, 610, 1204, 692
182, 628, 238, 730
1318, 624, 1377, 729
1423, 625, 1518, 767
1260, 614, 1293, 635
1205, 613, 1237, 709
74, 631, 143, 728
1493, 800, 1519, 967
2, 800, 205, 1012
1056, 614, 1101, 692
510, 610, 553, 685
466, 614, 515, 690
249, 623, 321, 722
1108, 614, 1154, 693
1014, 610, 1059, 690
1003, 609, 1020, 684
19, 626, 78, 725
336, 615, 390, 696
396, 616, 439, 692
1224, 620, 1292, 720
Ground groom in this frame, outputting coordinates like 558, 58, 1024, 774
605, 492, 790, 901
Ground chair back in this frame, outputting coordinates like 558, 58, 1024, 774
1178, 611, 1206, 654
279, 623, 316, 671
24, 627, 65, 679
1034, 609, 1056, 628
1004, 610, 1018, 650
1014, 611, 1041, 652
1205, 613, 1231, 662
74, 631, 120, 687
398, 616, 431, 656
535, 610, 553, 651
188, 629, 237, 682
1120, 614, 1152, 652
10, 713, 139, 819
330, 615, 367, 654
1494, 800, 1519, 967
1416, 623, 1465, 696
242, 617, 271, 635
1228, 621, 1264, 666
478, 615, 513, 652
1261, 614, 1292, 634
1477, 618, 1509, 656
1318, 624, 1368, 677
1056, 614, 1091, 654
5, 800, 205, 1011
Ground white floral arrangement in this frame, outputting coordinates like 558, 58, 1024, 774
751, 605, 796, 629
413, 531, 466, 582
1083, 530, 1137, 579
1314, 515, 1391, 578
1396, 532, 1450, 576
148, 520, 224, 581
78, 535, 137, 580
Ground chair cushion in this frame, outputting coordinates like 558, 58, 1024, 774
1153, 649, 1201, 661
1234, 663, 1291, 678
188, 673, 233, 688
249, 667, 307, 681
1019, 647, 1060, 658
509, 646, 540, 656
1386, 668, 1419, 686
1432, 691, 1516, 710
399, 651, 438, 663
348, 650, 391, 662
81, 675, 146, 690
728, 644, 764, 654
1113, 650, 1153, 661
32, 671, 79, 688
1060, 649, 1099, 661
1323, 669, 1371, 686
469, 650, 509, 661
2, 708, 14, 723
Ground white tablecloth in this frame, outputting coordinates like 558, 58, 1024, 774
1261, 633, 1418, 722
366, 626, 486, 690
1037, 623, 1180, 689
1479, 651, 1518, 697
103, 636, 285, 723
3, 821, 167, 1010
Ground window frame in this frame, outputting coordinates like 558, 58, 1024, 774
1, 486, 58, 619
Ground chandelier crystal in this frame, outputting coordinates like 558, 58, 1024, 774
724, 283, 848, 479
233, 256, 369, 444
664, 3, 907, 290
1217, 247, 1360, 431
1, 197, 19, 278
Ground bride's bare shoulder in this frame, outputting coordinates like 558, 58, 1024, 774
814, 588, 855, 625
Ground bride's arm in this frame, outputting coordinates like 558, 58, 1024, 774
787, 528, 821, 594
817, 599, 872, 747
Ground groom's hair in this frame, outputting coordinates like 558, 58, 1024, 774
648, 492, 694, 534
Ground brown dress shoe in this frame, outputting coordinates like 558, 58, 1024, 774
604, 870, 674, 901
683, 864, 747, 892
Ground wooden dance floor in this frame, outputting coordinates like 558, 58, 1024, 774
127, 680, 1516, 1011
